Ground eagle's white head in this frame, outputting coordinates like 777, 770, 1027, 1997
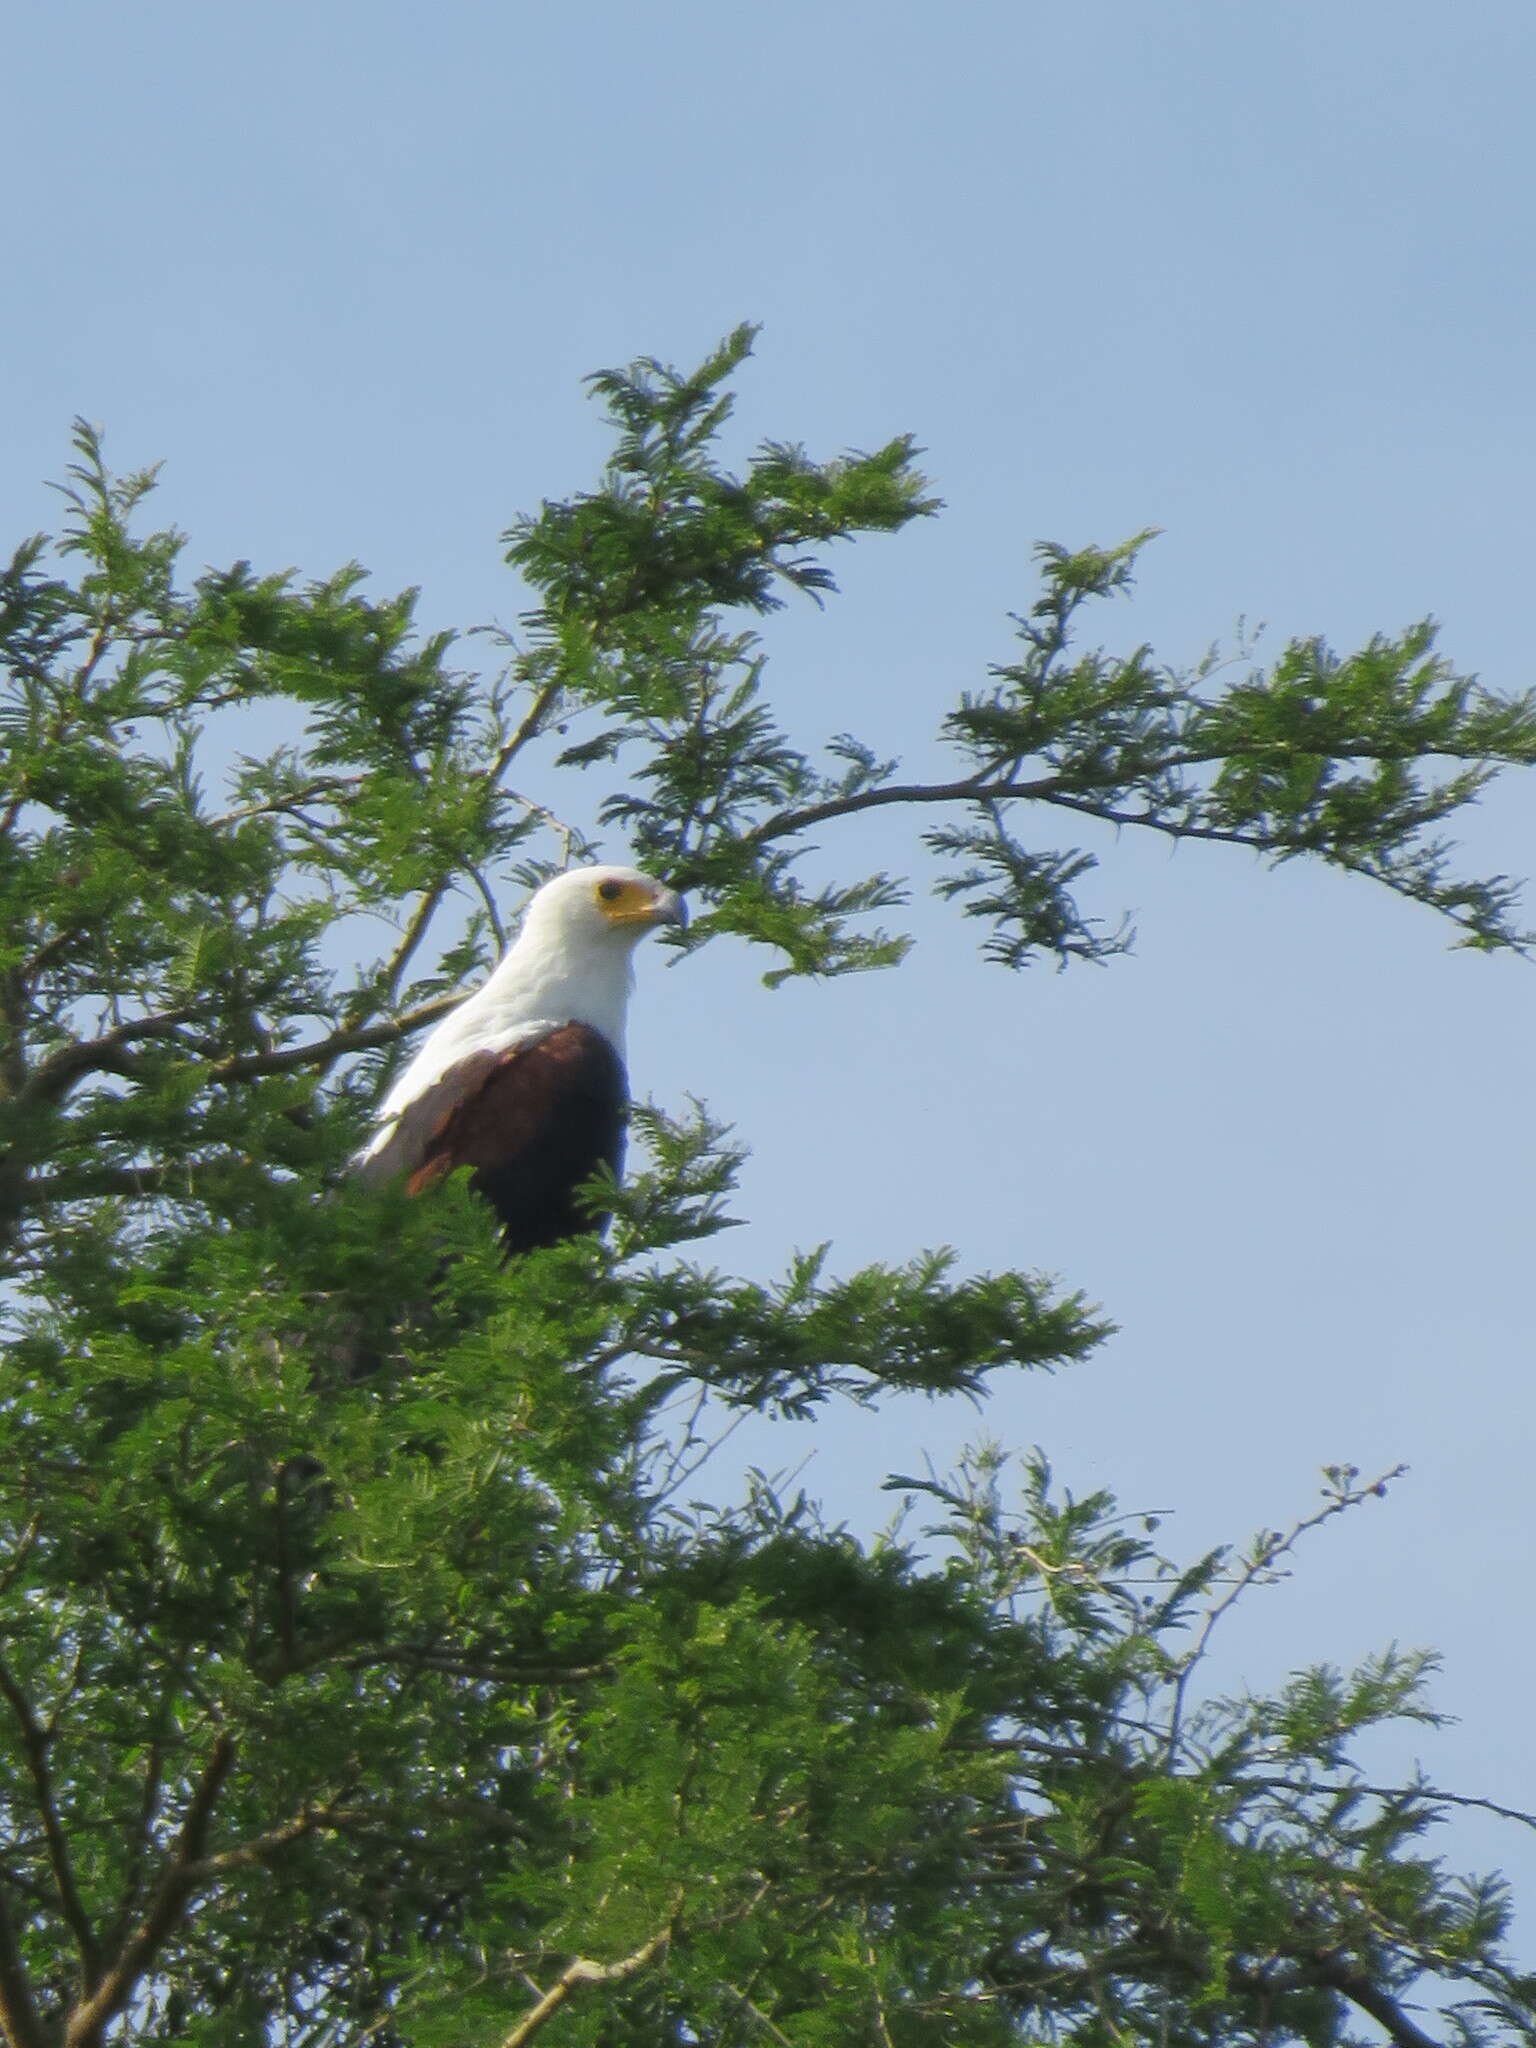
517, 865, 688, 949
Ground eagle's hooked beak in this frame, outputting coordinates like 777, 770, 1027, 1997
648, 885, 687, 930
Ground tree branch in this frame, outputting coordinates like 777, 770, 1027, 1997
1228, 1954, 1446, 2048
17, 1006, 212, 1109
63, 1731, 235, 2048
498, 1922, 674, 2048
207, 995, 459, 1085
0, 1880, 47, 2048
747, 736, 1524, 877
179, 1802, 365, 1883
24, 1163, 198, 1207
0, 1654, 101, 1986
748, 773, 1010, 844
1313, 1961, 1446, 2048
741, 751, 1244, 844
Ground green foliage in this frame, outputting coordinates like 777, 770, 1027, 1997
0, 337, 1532, 2046
931, 540, 1536, 966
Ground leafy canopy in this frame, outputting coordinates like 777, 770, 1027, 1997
1, 327, 1533, 2047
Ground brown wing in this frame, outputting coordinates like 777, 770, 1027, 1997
403, 1023, 628, 1254
352, 1046, 506, 1191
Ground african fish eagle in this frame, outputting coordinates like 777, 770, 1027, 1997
355, 865, 685, 1252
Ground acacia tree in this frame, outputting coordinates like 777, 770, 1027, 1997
2, 326, 1534, 2047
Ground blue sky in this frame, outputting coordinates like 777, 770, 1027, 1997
9, 0, 1536, 1946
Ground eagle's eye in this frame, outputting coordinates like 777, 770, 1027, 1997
597, 880, 624, 902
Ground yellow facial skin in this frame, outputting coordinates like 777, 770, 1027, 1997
594, 877, 686, 929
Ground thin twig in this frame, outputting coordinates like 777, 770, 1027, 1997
272, 1462, 301, 1677
335, 1646, 608, 1685
1164, 1466, 1404, 1766
865, 1931, 896, 2048
106, 1661, 184, 1953
721, 1986, 794, 2044
207, 774, 363, 830
15, 929, 81, 991
463, 863, 508, 953
490, 678, 564, 779
1243, 1774, 1536, 1834
967, 1734, 1536, 1834
0, 1522, 40, 1601
378, 883, 449, 1010
1037, 793, 1531, 951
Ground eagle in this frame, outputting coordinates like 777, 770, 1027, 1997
355, 865, 685, 1252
